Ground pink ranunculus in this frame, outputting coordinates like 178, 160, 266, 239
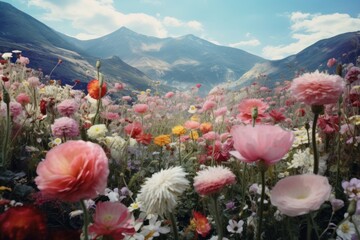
165, 91, 175, 98
35, 140, 109, 202
270, 174, 331, 217
202, 100, 216, 111
89, 201, 135, 240
237, 98, 269, 124
345, 66, 360, 84
214, 106, 228, 117
193, 165, 236, 196
16, 93, 31, 106
133, 104, 149, 114
51, 117, 80, 138
184, 120, 200, 130
230, 124, 294, 165
327, 58, 337, 68
9, 102, 23, 119
289, 71, 345, 106
57, 99, 79, 117
27, 76, 40, 88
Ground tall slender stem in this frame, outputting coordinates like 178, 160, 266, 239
307, 214, 312, 240
80, 200, 90, 240
311, 105, 323, 174
257, 166, 266, 240
1, 101, 10, 168
169, 212, 179, 240
211, 195, 223, 239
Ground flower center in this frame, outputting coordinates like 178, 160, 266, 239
145, 230, 156, 240
340, 223, 350, 233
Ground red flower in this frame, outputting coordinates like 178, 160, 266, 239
40, 99, 47, 115
318, 115, 339, 134
206, 140, 231, 163
124, 122, 143, 138
191, 211, 211, 237
135, 133, 152, 145
87, 79, 107, 99
196, 83, 202, 88
2, 76, 9, 82
296, 108, 306, 117
0, 206, 47, 240
269, 109, 286, 123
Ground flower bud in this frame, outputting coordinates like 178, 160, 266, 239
96, 60, 101, 70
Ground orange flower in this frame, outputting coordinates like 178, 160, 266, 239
172, 125, 186, 136
87, 79, 107, 99
190, 211, 211, 237
200, 122, 212, 134
154, 134, 171, 146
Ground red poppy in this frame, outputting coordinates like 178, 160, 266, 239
135, 133, 153, 145
0, 205, 47, 240
87, 79, 107, 99
191, 211, 211, 237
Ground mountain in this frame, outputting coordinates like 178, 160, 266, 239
62, 27, 265, 92
231, 31, 360, 88
0, 1, 155, 92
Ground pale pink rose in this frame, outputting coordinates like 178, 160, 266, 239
27, 76, 40, 87
327, 58, 337, 68
237, 98, 269, 124
57, 99, 79, 117
165, 91, 175, 98
270, 174, 331, 217
193, 165, 236, 196
51, 117, 80, 138
16, 93, 31, 105
89, 201, 135, 239
202, 100, 216, 111
184, 120, 200, 130
289, 71, 345, 106
133, 104, 149, 114
230, 124, 294, 165
214, 106, 228, 117
35, 140, 109, 202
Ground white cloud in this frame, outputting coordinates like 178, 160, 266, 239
28, 0, 203, 40
229, 39, 261, 48
262, 12, 360, 60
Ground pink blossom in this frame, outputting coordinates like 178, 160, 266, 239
57, 99, 79, 116
318, 115, 339, 134
289, 71, 345, 106
51, 117, 80, 138
124, 122, 143, 138
122, 96, 132, 102
202, 100, 216, 111
202, 131, 219, 141
27, 76, 40, 87
9, 102, 23, 118
184, 120, 200, 130
269, 109, 286, 123
19, 56, 30, 65
327, 58, 337, 68
193, 166, 236, 196
165, 91, 175, 98
345, 66, 360, 83
114, 83, 125, 90
16, 93, 31, 105
133, 104, 149, 114
237, 98, 269, 124
214, 106, 228, 117
89, 201, 135, 240
270, 174, 331, 217
101, 112, 120, 120
230, 124, 294, 165
35, 140, 109, 202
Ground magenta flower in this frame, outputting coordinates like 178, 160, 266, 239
51, 117, 80, 138
230, 124, 294, 165
89, 201, 135, 240
289, 71, 345, 106
57, 99, 79, 116
270, 174, 331, 217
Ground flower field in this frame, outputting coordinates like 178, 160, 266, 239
0, 52, 360, 240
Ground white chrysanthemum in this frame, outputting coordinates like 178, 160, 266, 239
136, 166, 189, 216
336, 220, 356, 240
87, 124, 108, 140
105, 135, 126, 161
287, 148, 327, 174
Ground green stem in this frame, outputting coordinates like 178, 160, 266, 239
178, 135, 182, 165
80, 200, 90, 240
352, 216, 360, 239
257, 166, 266, 240
311, 105, 323, 174
169, 212, 179, 240
307, 214, 312, 240
1, 101, 11, 168
211, 195, 223, 239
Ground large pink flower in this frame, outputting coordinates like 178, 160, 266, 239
270, 174, 331, 217
289, 70, 345, 106
35, 140, 109, 202
237, 98, 269, 123
89, 201, 135, 240
193, 165, 236, 196
230, 124, 294, 165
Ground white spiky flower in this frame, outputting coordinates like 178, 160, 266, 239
136, 166, 189, 216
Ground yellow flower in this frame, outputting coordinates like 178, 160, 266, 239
154, 134, 171, 146
0, 186, 11, 191
189, 130, 199, 140
190, 114, 200, 122
349, 115, 360, 125
172, 125, 186, 136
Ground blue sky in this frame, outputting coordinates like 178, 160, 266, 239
4, 0, 360, 60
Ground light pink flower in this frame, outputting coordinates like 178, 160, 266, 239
57, 99, 79, 116
345, 66, 360, 83
289, 71, 345, 106
202, 131, 219, 141
230, 124, 294, 165
214, 106, 228, 117
35, 140, 109, 202
193, 165, 236, 196
89, 201, 135, 240
165, 91, 175, 98
51, 117, 80, 138
202, 100, 216, 111
16, 93, 31, 105
184, 120, 200, 130
327, 58, 337, 68
270, 174, 331, 217
101, 112, 120, 120
237, 98, 269, 123
122, 96, 132, 102
133, 104, 149, 114
114, 83, 125, 90
27, 76, 40, 87
9, 102, 23, 118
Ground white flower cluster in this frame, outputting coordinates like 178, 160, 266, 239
87, 124, 108, 140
